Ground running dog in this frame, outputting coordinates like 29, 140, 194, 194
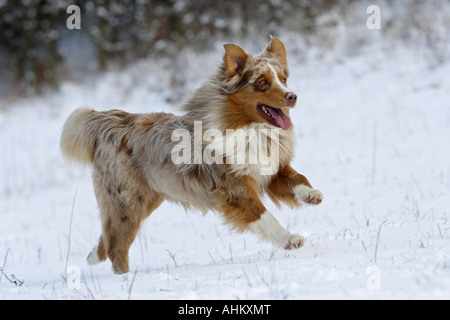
60, 36, 323, 274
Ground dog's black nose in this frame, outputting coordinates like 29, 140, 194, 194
285, 92, 297, 106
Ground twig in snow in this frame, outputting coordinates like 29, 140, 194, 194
0, 249, 23, 287
127, 269, 138, 300
241, 268, 252, 287
361, 241, 367, 252
208, 251, 217, 264
370, 123, 377, 185
166, 250, 178, 267
64, 190, 77, 282
437, 224, 444, 239
0, 248, 9, 284
166, 264, 170, 286
0, 267, 24, 287
374, 220, 387, 263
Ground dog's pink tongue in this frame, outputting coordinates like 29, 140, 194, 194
272, 108, 291, 130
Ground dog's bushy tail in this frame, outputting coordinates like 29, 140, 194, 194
60, 107, 97, 165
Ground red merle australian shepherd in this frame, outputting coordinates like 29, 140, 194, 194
60, 36, 323, 274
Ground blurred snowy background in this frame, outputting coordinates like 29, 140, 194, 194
1, 0, 448, 100
0, 0, 449, 299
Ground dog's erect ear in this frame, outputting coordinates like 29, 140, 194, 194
223, 44, 248, 80
265, 35, 287, 68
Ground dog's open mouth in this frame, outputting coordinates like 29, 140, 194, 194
257, 104, 292, 130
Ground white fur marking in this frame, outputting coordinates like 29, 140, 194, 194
87, 245, 100, 265
294, 185, 323, 204
248, 211, 304, 249
206, 123, 282, 182
267, 64, 288, 91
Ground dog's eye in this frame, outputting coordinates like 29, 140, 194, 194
282, 78, 287, 84
254, 78, 269, 91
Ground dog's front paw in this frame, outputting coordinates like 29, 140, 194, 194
294, 185, 323, 205
303, 189, 323, 205
284, 234, 305, 250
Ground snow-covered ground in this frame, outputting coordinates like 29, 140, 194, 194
1, 25, 450, 299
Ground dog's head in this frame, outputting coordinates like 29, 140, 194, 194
220, 36, 296, 130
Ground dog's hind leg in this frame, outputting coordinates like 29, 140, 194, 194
87, 203, 141, 274
104, 214, 141, 274
87, 236, 107, 265
90, 193, 163, 274
89, 166, 163, 273
108, 193, 164, 274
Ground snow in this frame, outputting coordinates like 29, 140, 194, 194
1, 28, 450, 299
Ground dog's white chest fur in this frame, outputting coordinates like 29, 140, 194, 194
215, 123, 295, 188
